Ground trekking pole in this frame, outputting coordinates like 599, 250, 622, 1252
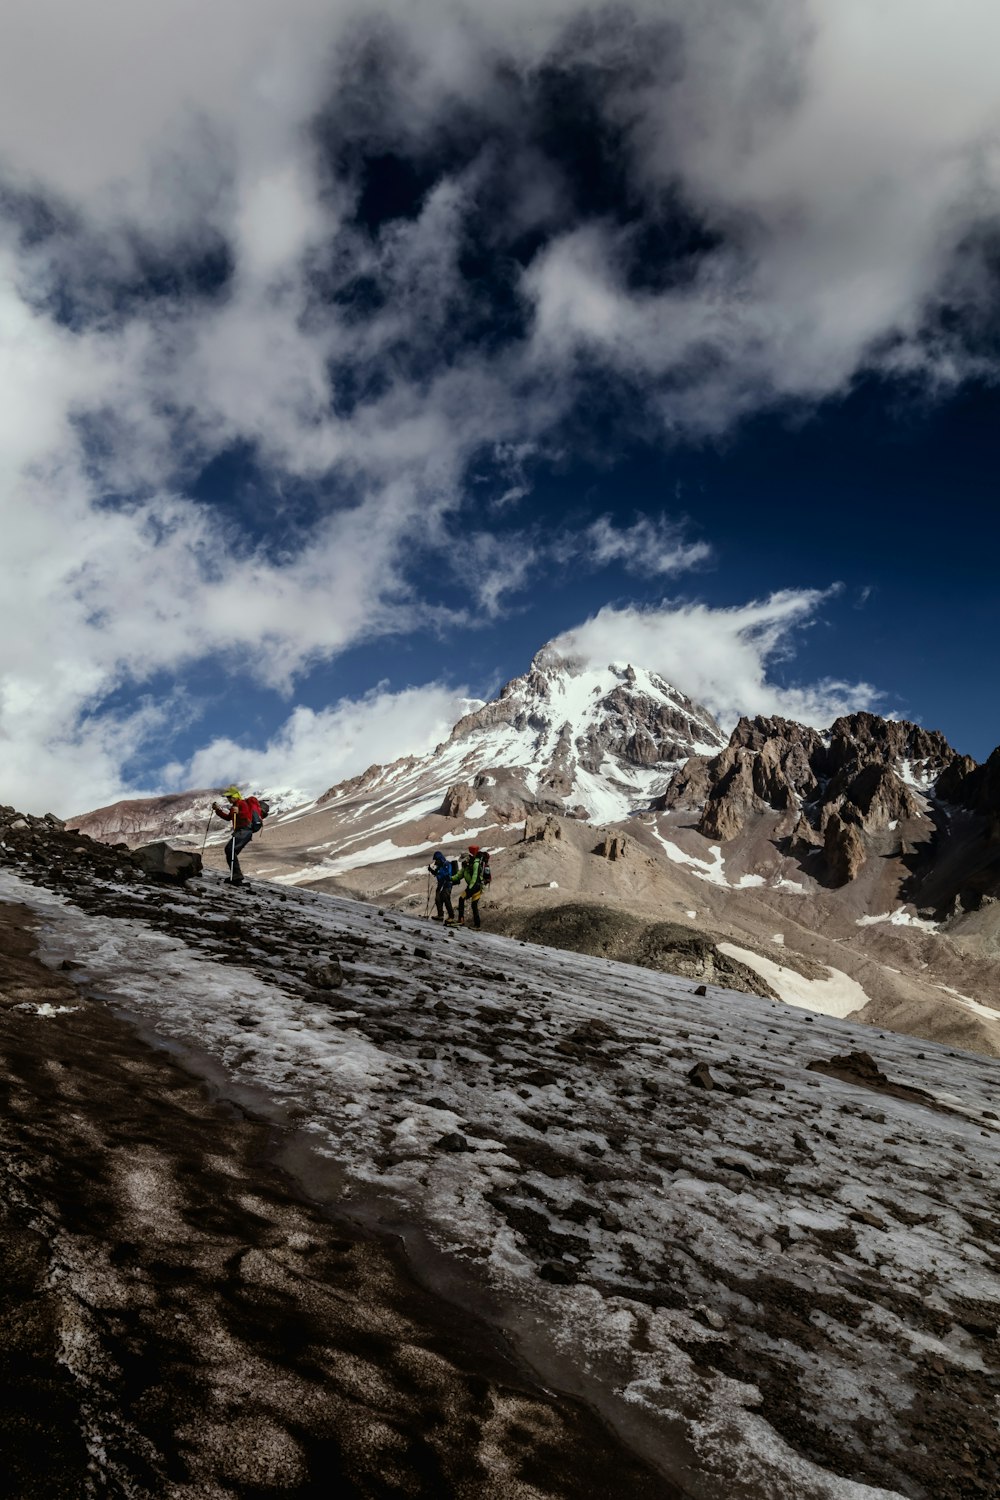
201, 805, 214, 854
425, 873, 432, 918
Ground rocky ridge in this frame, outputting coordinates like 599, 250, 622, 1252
659, 711, 999, 910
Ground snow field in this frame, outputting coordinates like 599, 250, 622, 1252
5, 867, 999, 1500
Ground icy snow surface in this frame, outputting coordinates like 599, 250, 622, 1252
5, 867, 999, 1500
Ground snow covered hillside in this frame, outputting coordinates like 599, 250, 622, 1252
3, 834, 998, 1499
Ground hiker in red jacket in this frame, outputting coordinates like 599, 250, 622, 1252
213, 785, 256, 885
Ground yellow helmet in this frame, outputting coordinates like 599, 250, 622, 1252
224, 785, 242, 801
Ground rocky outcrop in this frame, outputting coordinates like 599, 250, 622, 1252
788, 812, 823, 860
698, 759, 756, 841
488, 903, 779, 999
827, 763, 922, 833
0, 806, 199, 888
593, 834, 629, 860
660, 709, 972, 888
438, 782, 477, 818
935, 746, 1000, 818
822, 714, 954, 776
935, 755, 979, 805
654, 755, 713, 813
523, 816, 564, 843
822, 813, 868, 885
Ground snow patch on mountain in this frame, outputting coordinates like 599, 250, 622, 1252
857, 910, 940, 933
650, 831, 729, 885
716, 944, 871, 1018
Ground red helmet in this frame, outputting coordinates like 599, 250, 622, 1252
468, 844, 480, 854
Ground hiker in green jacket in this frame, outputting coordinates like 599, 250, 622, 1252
453, 844, 485, 928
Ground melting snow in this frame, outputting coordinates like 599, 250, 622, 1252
650, 831, 728, 886
856, 910, 940, 933
717, 944, 871, 1018
932, 984, 1000, 1022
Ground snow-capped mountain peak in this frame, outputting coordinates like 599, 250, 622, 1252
447, 651, 725, 819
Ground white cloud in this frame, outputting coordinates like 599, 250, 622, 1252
551, 589, 881, 728
175, 682, 479, 798
582, 515, 711, 575
1, 1, 994, 809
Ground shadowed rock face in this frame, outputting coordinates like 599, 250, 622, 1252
823, 812, 868, 886
938, 746, 1000, 817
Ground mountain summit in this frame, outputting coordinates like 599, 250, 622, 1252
436, 648, 726, 824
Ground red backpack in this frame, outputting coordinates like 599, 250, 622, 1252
245, 796, 270, 833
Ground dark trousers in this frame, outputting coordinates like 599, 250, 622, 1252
225, 828, 253, 880
434, 884, 455, 920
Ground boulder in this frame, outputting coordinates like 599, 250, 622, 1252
593, 834, 628, 861
687, 1061, 719, 1091
523, 815, 565, 843
305, 959, 344, 990
129, 842, 202, 883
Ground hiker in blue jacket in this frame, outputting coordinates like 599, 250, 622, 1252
428, 850, 455, 922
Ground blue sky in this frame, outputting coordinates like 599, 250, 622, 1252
1, 0, 998, 815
